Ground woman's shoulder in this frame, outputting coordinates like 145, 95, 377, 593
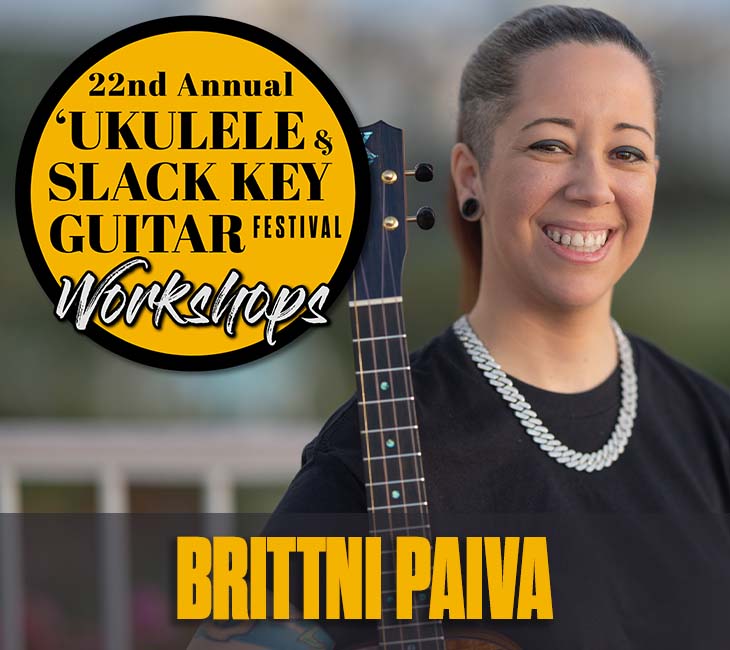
629, 332, 730, 421
410, 322, 472, 375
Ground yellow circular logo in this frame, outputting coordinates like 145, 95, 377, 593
17, 17, 369, 370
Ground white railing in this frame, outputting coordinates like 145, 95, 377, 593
0, 420, 313, 650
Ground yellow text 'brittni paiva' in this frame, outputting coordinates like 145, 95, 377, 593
176, 536, 553, 621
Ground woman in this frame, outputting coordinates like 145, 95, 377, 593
279, 5, 730, 514
194, 6, 730, 649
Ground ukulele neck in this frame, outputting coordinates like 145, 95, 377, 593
348, 121, 443, 648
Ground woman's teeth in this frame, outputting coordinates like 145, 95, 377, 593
545, 228, 609, 253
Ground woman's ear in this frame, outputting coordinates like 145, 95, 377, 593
451, 142, 483, 205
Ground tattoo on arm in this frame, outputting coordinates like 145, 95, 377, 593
194, 620, 335, 649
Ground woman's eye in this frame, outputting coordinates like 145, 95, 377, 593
611, 147, 647, 163
529, 140, 567, 154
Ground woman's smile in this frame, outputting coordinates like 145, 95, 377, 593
540, 223, 617, 264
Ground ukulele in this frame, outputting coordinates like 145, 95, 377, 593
347, 121, 519, 650
186, 123, 520, 650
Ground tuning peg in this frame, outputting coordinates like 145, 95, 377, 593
407, 206, 436, 230
405, 163, 434, 182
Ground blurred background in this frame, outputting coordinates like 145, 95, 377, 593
1, 0, 729, 648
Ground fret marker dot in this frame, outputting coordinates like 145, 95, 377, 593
391, 489, 400, 499
387, 595, 394, 604
380, 380, 390, 391
386, 439, 395, 448
418, 592, 428, 602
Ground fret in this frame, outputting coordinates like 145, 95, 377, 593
349, 296, 403, 307
356, 374, 411, 406
364, 451, 420, 461
353, 337, 410, 371
381, 621, 441, 630
356, 365, 410, 375
359, 396, 414, 406
382, 628, 444, 640
381, 628, 445, 641
367, 501, 428, 512
355, 359, 411, 379
361, 435, 421, 457
354, 334, 407, 342
366, 477, 425, 487
373, 526, 429, 542
349, 302, 406, 339
360, 437, 421, 461
377, 523, 431, 535
364, 456, 425, 486
354, 336, 409, 359
359, 401, 416, 430
362, 424, 418, 435
380, 636, 445, 648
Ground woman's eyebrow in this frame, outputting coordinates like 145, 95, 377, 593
614, 122, 653, 141
521, 117, 653, 141
521, 117, 574, 131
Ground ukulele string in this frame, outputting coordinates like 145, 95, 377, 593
374, 189, 409, 650
351, 184, 400, 649
366, 238, 397, 544
378, 165, 439, 649
351, 267, 380, 544
377, 176, 410, 631
378, 210, 415, 536
381, 196, 441, 649
379, 230, 416, 650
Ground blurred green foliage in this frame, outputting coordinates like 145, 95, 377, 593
23, 483, 96, 512
2, 31, 729, 429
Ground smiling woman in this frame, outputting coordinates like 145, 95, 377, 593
193, 6, 730, 650
451, 39, 660, 392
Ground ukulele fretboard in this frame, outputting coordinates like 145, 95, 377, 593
349, 121, 444, 649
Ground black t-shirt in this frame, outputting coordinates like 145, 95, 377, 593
272, 326, 730, 648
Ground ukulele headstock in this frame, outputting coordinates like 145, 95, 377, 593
350, 121, 434, 303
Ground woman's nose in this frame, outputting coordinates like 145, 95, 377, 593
563, 155, 615, 207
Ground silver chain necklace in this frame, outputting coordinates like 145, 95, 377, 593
453, 315, 637, 472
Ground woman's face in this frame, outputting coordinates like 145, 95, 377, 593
458, 42, 659, 311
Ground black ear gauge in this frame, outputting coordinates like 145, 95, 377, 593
460, 197, 480, 221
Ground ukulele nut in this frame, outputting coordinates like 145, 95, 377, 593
381, 169, 398, 184
383, 216, 399, 230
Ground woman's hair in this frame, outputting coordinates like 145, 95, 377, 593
451, 5, 663, 310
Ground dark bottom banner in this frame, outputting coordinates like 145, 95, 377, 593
1, 513, 729, 649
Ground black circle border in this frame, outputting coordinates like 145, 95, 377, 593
16, 15, 370, 371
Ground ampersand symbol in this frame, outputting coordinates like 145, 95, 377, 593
314, 129, 333, 156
